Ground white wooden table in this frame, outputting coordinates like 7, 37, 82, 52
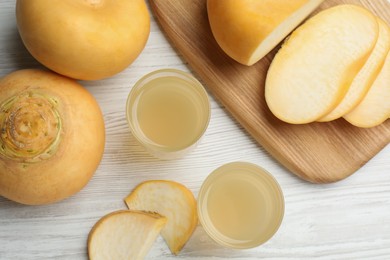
1, 1, 389, 259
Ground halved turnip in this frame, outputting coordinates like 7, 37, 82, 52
207, 0, 325, 65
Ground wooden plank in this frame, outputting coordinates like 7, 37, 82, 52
149, 0, 390, 183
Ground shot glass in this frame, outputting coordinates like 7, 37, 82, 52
126, 69, 210, 159
198, 162, 284, 249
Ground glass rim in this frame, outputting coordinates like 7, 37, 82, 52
126, 68, 211, 154
197, 161, 285, 249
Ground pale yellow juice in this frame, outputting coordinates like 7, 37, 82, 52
136, 77, 203, 150
207, 177, 266, 241
127, 69, 210, 159
198, 162, 284, 248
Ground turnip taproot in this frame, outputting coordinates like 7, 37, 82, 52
0, 69, 105, 205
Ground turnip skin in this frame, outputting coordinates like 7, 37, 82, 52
0, 69, 105, 205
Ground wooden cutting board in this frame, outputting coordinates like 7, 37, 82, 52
149, 0, 390, 183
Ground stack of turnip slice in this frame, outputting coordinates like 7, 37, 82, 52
265, 4, 390, 128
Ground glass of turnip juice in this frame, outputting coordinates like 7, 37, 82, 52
126, 69, 210, 159
198, 162, 284, 249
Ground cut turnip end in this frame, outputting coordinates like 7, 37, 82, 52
88, 210, 167, 260
124, 180, 198, 255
